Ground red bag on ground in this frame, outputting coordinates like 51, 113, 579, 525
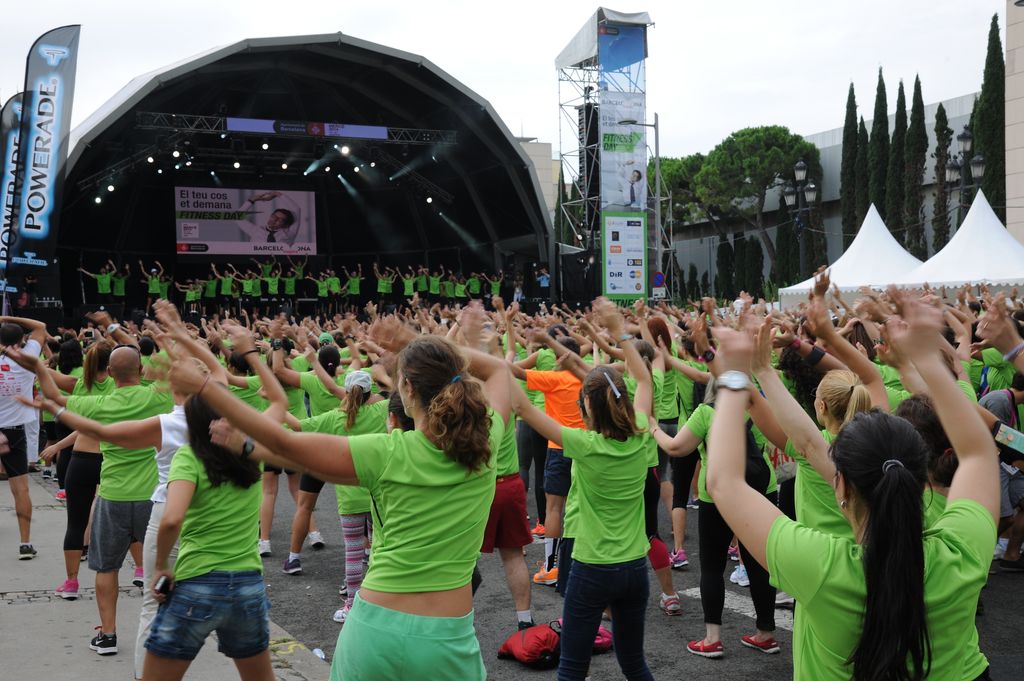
497, 622, 561, 669
555, 618, 614, 654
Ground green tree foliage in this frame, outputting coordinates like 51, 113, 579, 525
974, 13, 1005, 222
855, 117, 871, 224
868, 68, 889, 217
693, 126, 819, 276
903, 76, 929, 259
885, 81, 907, 242
932, 103, 953, 253
687, 263, 699, 299
715, 239, 735, 300
840, 84, 859, 248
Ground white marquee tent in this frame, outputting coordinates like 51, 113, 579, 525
893, 190, 1024, 288
779, 204, 923, 308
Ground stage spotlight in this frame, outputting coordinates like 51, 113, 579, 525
233, 160, 241, 169
353, 166, 360, 173
107, 184, 115, 192
324, 165, 331, 172
340, 145, 350, 155
185, 160, 192, 167
94, 196, 102, 204
261, 139, 269, 150
175, 163, 182, 170
172, 150, 180, 158
146, 156, 154, 163
157, 168, 164, 174
426, 197, 433, 204
281, 162, 288, 170
220, 132, 228, 139
210, 171, 215, 176
369, 162, 376, 168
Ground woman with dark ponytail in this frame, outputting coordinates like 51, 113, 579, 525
705, 297, 998, 681
169, 317, 512, 681
512, 298, 655, 681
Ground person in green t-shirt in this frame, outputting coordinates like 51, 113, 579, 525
78, 262, 116, 304
306, 272, 331, 317
287, 255, 307, 280
251, 257, 275, 278
174, 279, 203, 314
372, 263, 397, 305
401, 267, 417, 300
509, 299, 656, 679
138, 259, 165, 311
415, 265, 428, 294
428, 265, 444, 300
210, 263, 236, 317
263, 262, 282, 300
484, 270, 503, 299
111, 263, 130, 301
281, 269, 298, 302
466, 273, 481, 298
706, 301, 999, 681
168, 332, 514, 681
342, 265, 363, 304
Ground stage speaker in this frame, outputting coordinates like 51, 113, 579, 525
21, 307, 63, 333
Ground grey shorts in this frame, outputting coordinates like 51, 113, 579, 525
1000, 466, 1024, 519
89, 497, 153, 573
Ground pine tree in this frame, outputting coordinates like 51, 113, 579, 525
885, 81, 907, 242
974, 13, 1005, 222
855, 118, 870, 224
931, 103, 953, 253
840, 83, 859, 248
868, 68, 890, 218
687, 263, 699, 299
904, 76, 929, 259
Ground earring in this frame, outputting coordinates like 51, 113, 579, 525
840, 499, 849, 509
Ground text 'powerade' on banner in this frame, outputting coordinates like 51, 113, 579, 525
174, 187, 317, 256
6, 25, 81, 301
0, 93, 25, 291
602, 212, 646, 300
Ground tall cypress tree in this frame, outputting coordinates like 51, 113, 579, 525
732, 235, 748, 293
715, 239, 735, 300
904, 76, 929, 259
868, 68, 890, 218
885, 81, 907, 242
974, 13, 1005, 222
932, 103, 953, 253
855, 117, 870, 224
687, 263, 699, 299
840, 83, 859, 248
745, 237, 764, 297
775, 209, 797, 287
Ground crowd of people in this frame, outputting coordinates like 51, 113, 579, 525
77, 257, 539, 318
1, 270, 1023, 681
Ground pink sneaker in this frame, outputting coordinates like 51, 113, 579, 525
133, 566, 145, 588
670, 549, 689, 569
55, 490, 66, 501
55, 578, 79, 600
728, 545, 740, 561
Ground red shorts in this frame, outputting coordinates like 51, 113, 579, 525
480, 474, 532, 552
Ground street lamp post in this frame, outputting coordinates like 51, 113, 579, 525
945, 125, 985, 230
781, 160, 818, 281
618, 115, 662, 299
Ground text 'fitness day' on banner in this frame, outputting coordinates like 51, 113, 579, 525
174, 187, 317, 256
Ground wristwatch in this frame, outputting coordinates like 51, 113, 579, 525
270, 339, 283, 350
717, 370, 750, 392
701, 349, 716, 364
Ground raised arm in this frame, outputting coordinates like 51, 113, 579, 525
805, 294, 888, 410
594, 298, 651, 420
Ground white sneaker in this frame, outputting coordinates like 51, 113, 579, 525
258, 540, 272, 557
333, 606, 350, 623
308, 531, 326, 550
775, 590, 795, 608
994, 538, 1008, 560
730, 565, 750, 587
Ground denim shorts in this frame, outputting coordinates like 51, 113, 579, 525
145, 571, 269, 660
544, 447, 572, 497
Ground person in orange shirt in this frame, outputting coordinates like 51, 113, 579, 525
511, 335, 585, 585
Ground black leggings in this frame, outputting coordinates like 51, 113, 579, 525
516, 421, 547, 524
643, 468, 661, 539
777, 477, 796, 520
697, 499, 776, 632
64, 451, 102, 551
670, 453, 699, 509
54, 423, 74, 489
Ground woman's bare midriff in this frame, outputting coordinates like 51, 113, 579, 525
73, 433, 101, 454
359, 583, 472, 618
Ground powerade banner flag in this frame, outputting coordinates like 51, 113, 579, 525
6, 25, 81, 303
0, 93, 25, 296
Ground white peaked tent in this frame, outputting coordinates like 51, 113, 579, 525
894, 190, 1024, 288
779, 204, 923, 308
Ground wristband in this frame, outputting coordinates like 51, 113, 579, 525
196, 374, 211, 396
805, 345, 826, 367
701, 349, 716, 364
54, 407, 67, 422
1003, 341, 1024, 363
618, 333, 633, 343
106, 323, 120, 335
241, 437, 255, 461
240, 349, 260, 358
270, 339, 283, 350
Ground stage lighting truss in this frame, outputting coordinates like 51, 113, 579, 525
370, 147, 454, 204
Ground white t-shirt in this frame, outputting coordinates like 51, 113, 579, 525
0, 339, 41, 428
151, 405, 188, 503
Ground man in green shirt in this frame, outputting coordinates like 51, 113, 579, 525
79, 263, 115, 304
111, 264, 130, 303
343, 265, 363, 306
42, 345, 173, 655
429, 265, 444, 301
211, 264, 236, 316
138, 259, 165, 312
467, 273, 481, 299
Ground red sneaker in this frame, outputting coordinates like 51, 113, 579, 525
687, 639, 724, 658
740, 635, 780, 655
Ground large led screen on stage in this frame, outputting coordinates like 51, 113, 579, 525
174, 187, 316, 256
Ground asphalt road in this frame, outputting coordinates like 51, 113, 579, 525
260, 480, 1024, 680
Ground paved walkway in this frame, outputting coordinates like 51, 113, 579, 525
0, 472, 331, 681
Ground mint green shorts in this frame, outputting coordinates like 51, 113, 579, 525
330, 594, 485, 681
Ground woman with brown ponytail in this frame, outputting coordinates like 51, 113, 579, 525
168, 318, 511, 681
706, 297, 998, 681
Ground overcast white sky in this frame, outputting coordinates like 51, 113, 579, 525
0, 0, 1007, 159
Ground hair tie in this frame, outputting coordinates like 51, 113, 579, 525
602, 370, 621, 399
882, 459, 904, 473
450, 374, 462, 384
